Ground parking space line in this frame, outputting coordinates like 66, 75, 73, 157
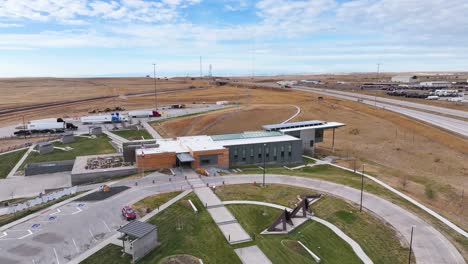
102, 220, 112, 232
88, 229, 97, 243
0, 232, 6, 239
18, 230, 33, 240
53, 248, 60, 264
49, 209, 61, 215
72, 207, 82, 215
72, 238, 79, 253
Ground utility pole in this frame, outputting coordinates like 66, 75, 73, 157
153, 63, 157, 110
408, 226, 414, 264
263, 143, 266, 187
22, 116, 26, 140
360, 164, 365, 212
199, 56, 202, 78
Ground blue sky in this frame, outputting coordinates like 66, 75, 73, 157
0, 0, 467, 77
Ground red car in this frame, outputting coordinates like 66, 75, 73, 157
121, 206, 137, 221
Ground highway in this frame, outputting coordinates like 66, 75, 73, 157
303, 87, 468, 119
0, 173, 464, 264
293, 86, 468, 137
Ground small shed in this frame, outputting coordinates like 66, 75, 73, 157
89, 126, 102, 136
118, 221, 158, 262
37, 142, 54, 155
61, 132, 75, 144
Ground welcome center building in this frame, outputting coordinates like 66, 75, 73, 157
124, 120, 345, 170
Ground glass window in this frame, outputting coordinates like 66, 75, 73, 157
233, 147, 238, 159
258, 146, 262, 158
265, 145, 270, 158
250, 146, 254, 157
288, 144, 292, 157
242, 147, 246, 161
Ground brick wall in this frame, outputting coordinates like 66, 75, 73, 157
136, 152, 176, 170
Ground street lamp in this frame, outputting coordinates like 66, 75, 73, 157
153, 63, 157, 110
408, 226, 414, 264
263, 143, 266, 187
360, 164, 365, 212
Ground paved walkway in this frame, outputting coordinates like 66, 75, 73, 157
202, 175, 465, 264
6, 143, 35, 178
303, 155, 468, 239
281, 105, 301, 123
223, 200, 373, 264
234, 245, 272, 264
142, 121, 162, 139
193, 184, 251, 244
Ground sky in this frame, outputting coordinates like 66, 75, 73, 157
0, 0, 467, 77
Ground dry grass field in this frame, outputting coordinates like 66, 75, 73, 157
152, 104, 297, 137
0, 78, 466, 232
148, 85, 467, 231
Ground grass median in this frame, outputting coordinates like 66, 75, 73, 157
0, 149, 27, 178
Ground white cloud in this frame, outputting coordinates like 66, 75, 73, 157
0, 0, 201, 23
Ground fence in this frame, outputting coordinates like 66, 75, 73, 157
0, 186, 78, 216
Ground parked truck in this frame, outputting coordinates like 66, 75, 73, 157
127, 110, 161, 118
81, 112, 127, 124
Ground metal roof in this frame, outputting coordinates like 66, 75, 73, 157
177, 153, 195, 162
262, 120, 326, 131
117, 221, 156, 239
211, 131, 282, 141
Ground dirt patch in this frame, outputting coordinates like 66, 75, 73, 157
153, 104, 297, 137
161, 254, 200, 264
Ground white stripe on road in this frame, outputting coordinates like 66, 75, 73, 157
53, 248, 60, 264
102, 220, 112, 232
88, 229, 97, 243
0, 232, 7, 239
71, 207, 82, 215
49, 209, 61, 215
72, 238, 79, 253
18, 230, 33, 240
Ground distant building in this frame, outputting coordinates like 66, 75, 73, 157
391, 75, 418, 83
420, 81, 452, 88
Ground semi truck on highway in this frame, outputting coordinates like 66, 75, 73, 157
81, 112, 128, 124
14, 119, 78, 136
127, 110, 161, 118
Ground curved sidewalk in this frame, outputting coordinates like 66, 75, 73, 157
223, 200, 373, 264
203, 175, 465, 264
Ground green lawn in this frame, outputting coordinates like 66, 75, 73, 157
111, 129, 153, 140
228, 164, 468, 259
0, 149, 27, 178
227, 204, 362, 264
21, 135, 115, 168
80, 244, 131, 264
133, 191, 182, 217
139, 193, 241, 264
218, 184, 410, 264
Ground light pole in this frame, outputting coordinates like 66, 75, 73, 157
262, 143, 266, 187
408, 226, 414, 264
153, 63, 157, 110
360, 164, 365, 212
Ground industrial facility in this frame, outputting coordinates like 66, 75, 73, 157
125, 120, 344, 170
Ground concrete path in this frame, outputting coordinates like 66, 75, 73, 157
281, 105, 301, 123
193, 184, 252, 244
304, 155, 468, 239
234, 245, 272, 264
6, 144, 35, 178
201, 175, 465, 264
142, 121, 162, 139
223, 200, 373, 264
